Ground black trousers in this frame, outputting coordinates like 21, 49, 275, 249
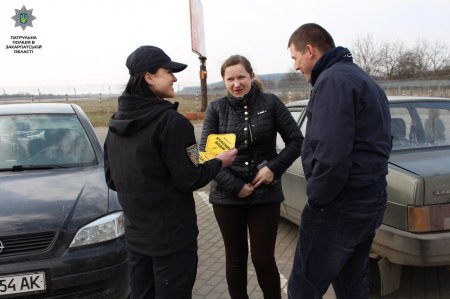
127, 240, 198, 299
213, 203, 281, 299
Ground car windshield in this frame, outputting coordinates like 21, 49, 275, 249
390, 101, 450, 150
0, 114, 97, 169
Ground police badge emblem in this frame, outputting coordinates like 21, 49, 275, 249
12, 5, 36, 31
186, 144, 199, 167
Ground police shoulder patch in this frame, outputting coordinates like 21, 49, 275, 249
186, 144, 199, 167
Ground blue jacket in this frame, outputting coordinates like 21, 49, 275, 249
302, 47, 391, 207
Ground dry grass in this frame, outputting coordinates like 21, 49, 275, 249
4, 93, 281, 127
72, 95, 204, 127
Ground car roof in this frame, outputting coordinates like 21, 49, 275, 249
286, 96, 450, 107
0, 103, 76, 115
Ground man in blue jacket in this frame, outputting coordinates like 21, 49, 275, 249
286, 23, 392, 299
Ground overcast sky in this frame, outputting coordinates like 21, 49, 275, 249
1, 0, 449, 94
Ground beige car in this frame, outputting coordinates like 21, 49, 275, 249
277, 96, 450, 295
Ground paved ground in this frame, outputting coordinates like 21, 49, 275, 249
95, 126, 450, 299
192, 190, 450, 299
192, 189, 336, 299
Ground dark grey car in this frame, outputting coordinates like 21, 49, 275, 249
277, 97, 450, 295
0, 103, 129, 298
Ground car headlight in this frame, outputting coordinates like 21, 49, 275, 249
69, 211, 125, 248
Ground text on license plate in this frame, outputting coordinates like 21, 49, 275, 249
0, 272, 46, 296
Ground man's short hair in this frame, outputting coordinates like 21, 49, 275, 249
288, 23, 335, 54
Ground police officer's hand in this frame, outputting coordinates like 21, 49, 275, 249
216, 148, 238, 169
238, 183, 254, 198
252, 166, 275, 188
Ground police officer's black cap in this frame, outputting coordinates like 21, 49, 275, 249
126, 46, 187, 76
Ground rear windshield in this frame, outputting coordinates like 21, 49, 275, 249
0, 114, 97, 168
390, 101, 450, 150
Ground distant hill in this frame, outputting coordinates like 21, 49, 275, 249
179, 72, 305, 94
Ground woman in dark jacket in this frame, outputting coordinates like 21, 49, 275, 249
104, 45, 237, 299
200, 55, 303, 299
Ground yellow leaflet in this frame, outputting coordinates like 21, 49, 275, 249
199, 133, 236, 164
199, 151, 217, 164
205, 134, 236, 154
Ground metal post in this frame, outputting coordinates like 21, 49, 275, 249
199, 56, 207, 112
195, 91, 199, 112
98, 93, 103, 113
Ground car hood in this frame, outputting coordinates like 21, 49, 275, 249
0, 166, 109, 235
389, 147, 450, 177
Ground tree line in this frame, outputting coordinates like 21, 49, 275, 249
351, 33, 449, 80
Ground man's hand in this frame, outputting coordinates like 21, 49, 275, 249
238, 183, 254, 198
215, 148, 238, 169
252, 166, 275, 188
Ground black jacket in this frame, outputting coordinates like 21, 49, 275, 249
303, 47, 392, 207
200, 87, 303, 205
104, 95, 222, 256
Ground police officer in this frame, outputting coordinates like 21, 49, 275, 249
104, 45, 237, 299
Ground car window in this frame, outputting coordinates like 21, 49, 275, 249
390, 101, 450, 150
390, 106, 413, 149
0, 114, 97, 168
276, 107, 304, 151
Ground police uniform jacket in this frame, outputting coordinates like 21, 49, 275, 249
104, 94, 222, 256
200, 87, 303, 205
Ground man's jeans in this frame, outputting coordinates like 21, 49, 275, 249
288, 190, 387, 299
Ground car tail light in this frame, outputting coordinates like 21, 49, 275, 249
407, 204, 450, 233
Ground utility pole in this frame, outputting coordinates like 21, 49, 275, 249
199, 56, 207, 111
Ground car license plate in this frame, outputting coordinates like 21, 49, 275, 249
0, 272, 46, 296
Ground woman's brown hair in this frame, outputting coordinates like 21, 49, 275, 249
220, 55, 263, 91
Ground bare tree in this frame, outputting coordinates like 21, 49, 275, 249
352, 33, 381, 76
425, 39, 450, 72
378, 40, 405, 79
355, 34, 449, 79
412, 38, 429, 74
395, 50, 423, 79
